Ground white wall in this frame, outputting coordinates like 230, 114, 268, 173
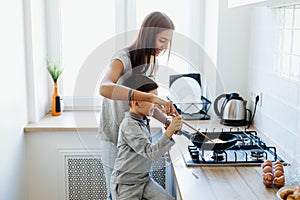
206, 1, 300, 161
24, 0, 49, 122
216, 0, 252, 98
0, 0, 28, 199
26, 131, 100, 200
248, 7, 300, 161
201, 0, 219, 99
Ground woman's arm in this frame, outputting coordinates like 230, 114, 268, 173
99, 59, 177, 115
100, 59, 132, 100
152, 107, 167, 124
100, 59, 158, 101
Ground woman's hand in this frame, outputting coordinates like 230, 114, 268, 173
152, 95, 179, 116
168, 100, 180, 116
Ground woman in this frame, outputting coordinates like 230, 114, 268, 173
98, 11, 177, 199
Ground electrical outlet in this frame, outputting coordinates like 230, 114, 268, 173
249, 90, 263, 106
255, 92, 263, 106
249, 90, 256, 103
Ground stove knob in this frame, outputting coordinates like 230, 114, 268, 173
191, 152, 200, 163
188, 146, 197, 152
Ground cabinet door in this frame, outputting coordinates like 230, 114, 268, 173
229, 0, 300, 8
228, 0, 266, 8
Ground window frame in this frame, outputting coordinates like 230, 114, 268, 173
274, 4, 300, 81
46, 0, 130, 111
46, 0, 204, 111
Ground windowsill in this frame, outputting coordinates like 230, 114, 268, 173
24, 111, 163, 133
24, 111, 100, 132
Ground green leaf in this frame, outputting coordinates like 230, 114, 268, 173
47, 59, 63, 83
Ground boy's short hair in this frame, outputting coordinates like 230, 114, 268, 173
122, 74, 158, 93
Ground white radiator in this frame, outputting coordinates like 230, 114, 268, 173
59, 149, 173, 200
59, 150, 107, 200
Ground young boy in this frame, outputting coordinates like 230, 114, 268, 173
110, 74, 182, 200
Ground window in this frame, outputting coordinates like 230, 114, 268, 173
274, 4, 300, 81
60, 0, 115, 97
55, 0, 116, 110
48, 0, 204, 110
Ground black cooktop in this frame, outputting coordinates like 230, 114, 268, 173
183, 129, 287, 166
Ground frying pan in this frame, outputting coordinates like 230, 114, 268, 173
179, 130, 238, 151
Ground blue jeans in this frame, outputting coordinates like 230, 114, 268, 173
103, 164, 113, 200
100, 140, 118, 200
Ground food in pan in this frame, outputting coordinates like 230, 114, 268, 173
205, 138, 225, 143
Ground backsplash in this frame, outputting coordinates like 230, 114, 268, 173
248, 7, 300, 161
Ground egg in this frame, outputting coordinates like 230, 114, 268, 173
274, 162, 283, 166
263, 180, 273, 187
274, 160, 282, 166
274, 170, 284, 177
274, 165, 284, 172
274, 175, 285, 187
263, 165, 273, 173
263, 172, 274, 181
262, 160, 273, 168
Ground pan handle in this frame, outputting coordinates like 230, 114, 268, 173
178, 130, 193, 140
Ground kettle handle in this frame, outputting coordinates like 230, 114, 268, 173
213, 94, 227, 117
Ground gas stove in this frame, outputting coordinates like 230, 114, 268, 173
183, 128, 287, 166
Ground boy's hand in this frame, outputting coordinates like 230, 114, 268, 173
165, 115, 182, 138
164, 117, 182, 135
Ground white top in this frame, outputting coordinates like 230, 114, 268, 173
98, 49, 159, 144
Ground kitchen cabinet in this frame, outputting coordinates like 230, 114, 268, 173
228, 0, 267, 8
228, 0, 300, 8
24, 112, 172, 200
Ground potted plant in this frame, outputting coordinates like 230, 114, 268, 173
47, 59, 63, 116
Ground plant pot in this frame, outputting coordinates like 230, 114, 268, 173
52, 82, 61, 116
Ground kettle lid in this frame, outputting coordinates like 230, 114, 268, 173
228, 93, 243, 100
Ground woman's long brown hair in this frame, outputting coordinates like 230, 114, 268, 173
128, 11, 175, 74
